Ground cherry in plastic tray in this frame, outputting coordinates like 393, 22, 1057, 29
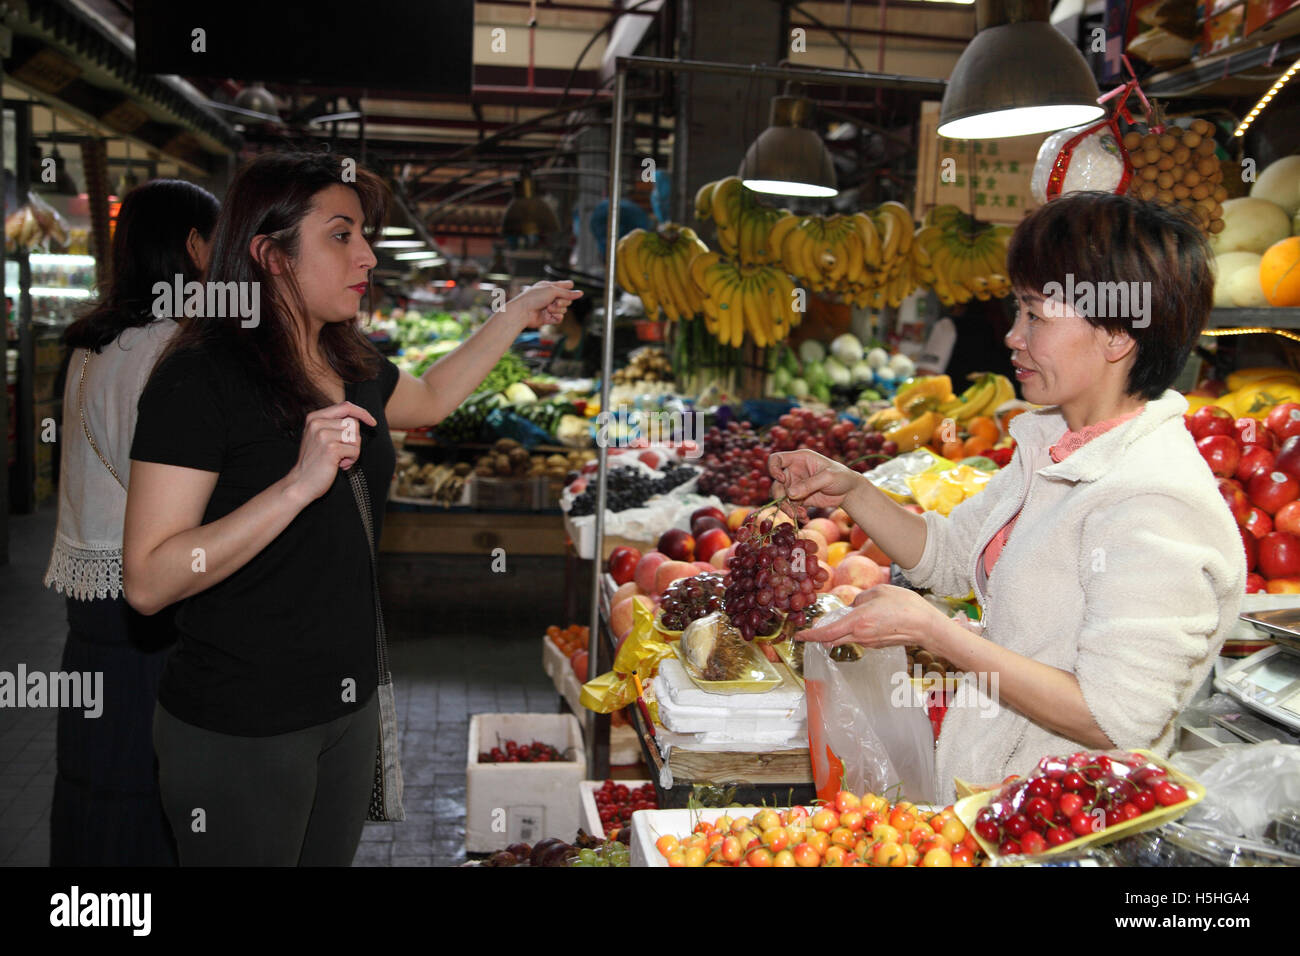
954, 749, 1205, 861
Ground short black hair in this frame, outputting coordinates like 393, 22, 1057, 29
1005, 191, 1213, 400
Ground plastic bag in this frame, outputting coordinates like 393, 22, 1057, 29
1169, 742, 1300, 840
1030, 123, 1128, 205
803, 601, 937, 805
579, 601, 673, 715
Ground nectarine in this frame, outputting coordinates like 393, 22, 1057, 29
833, 555, 886, 590
633, 552, 670, 593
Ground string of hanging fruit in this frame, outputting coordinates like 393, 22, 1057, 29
613, 178, 1015, 350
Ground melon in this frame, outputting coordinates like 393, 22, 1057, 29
1250, 155, 1300, 217
1227, 263, 1268, 307
1211, 197, 1292, 255
1213, 252, 1263, 308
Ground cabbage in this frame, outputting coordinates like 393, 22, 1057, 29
505, 382, 538, 404
851, 360, 875, 384
830, 333, 864, 366
803, 360, 828, 388
799, 339, 826, 365
866, 347, 889, 369
772, 366, 792, 391
889, 354, 916, 379
874, 366, 896, 384
789, 378, 809, 399
823, 357, 853, 387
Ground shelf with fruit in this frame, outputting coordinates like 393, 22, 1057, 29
1190, 400, 1300, 594
1208, 156, 1300, 316
862, 371, 1019, 461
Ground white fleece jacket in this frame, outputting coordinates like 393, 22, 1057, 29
900, 389, 1245, 804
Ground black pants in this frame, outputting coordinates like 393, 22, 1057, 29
153, 692, 378, 866
50, 596, 178, 867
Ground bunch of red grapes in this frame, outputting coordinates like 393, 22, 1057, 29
723, 514, 830, 640
659, 573, 726, 631
973, 750, 1191, 857
696, 421, 773, 506
768, 409, 898, 473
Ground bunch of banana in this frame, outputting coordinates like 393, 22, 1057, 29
614, 224, 710, 321
866, 201, 919, 310
914, 205, 1014, 307
935, 372, 1016, 423
689, 251, 801, 348
694, 176, 789, 266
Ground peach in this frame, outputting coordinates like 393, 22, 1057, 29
654, 560, 699, 595
816, 559, 836, 593
799, 528, 829, 563
692, 561, 716, 574
830, 508, 853, 538
726, 507, 754, 532
610, 594, 654, 637
710, 546, 733, 570
831, 585, 862, 605
805, 517, 842, 545
611, 581, 640, 608
634, 551, 670, 593
696, 527, 733, 563
826, 541, 851, 566
833, 554, 886, 590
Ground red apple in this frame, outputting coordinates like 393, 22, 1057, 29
690, 506, 727, 528
607, 546, 642, 585
1236, 417, 1277, 450
1259, 530, 1300, 578
1246, 572, 1268, 593
1217, 477, 1252, 524
1197, 435, 1241, 478
695, 527, 733, 563
638, 450, 664, 470
1248, 470, 1300, 515
1276, 500, 1300, 536
1242, 526, 1259, 571
657, 528, 696, 562
1267, 402, 1300, 442
1243, 507, 1273, 539
1236, 445, 1276, 484
1275, 435, 1300, 480
1189, 405, 1236, 440
1267, 577, 1300, 594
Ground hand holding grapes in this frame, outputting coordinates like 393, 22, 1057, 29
769, 450, 865, 510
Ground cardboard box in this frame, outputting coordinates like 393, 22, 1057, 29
465, 713, 586, 852
1198, 3, 1247, 53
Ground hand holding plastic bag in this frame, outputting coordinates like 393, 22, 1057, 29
803, 600, 937, 805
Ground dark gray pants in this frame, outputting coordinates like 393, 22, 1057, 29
153, 693, 378, 866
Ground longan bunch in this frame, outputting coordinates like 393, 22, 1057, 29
1122, 119, 1226, 235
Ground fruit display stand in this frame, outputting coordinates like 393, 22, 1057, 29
466, 713, 586, 851
541, 633, 641, 765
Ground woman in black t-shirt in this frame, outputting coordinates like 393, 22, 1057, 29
122, 152, 580, 866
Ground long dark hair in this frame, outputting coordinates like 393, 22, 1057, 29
165, 151, 388, 431
64, 179, 219, 351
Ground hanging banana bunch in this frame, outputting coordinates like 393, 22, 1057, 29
689, 251, 801, 349
912, 205, 1013, 307
694, 176, 790, 266
614, 224, 710, 321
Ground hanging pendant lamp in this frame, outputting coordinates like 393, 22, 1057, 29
738, 90, 838, 197
938, 0, 1103, 139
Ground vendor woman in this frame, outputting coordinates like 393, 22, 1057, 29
770, 192, 1245, 804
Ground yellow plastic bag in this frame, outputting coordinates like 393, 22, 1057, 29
579, 601, 674, 714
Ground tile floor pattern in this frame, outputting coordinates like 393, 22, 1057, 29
0, 507, 562, 867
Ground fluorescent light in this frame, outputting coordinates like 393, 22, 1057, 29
382, 226, 415, 237
6, 286, 94, 299
393, 251, 445, 262
28, 253, 96, 267
742, 179, 839, 198
374, 239, 427, 249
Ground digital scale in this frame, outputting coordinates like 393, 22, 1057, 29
1216, 609, 1300, 735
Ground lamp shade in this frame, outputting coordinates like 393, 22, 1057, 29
503, 171, 560, 241
738, 95, 837, 198
938, 0, 1103, 139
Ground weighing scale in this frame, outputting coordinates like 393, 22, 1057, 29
1217, 609, 1300, 736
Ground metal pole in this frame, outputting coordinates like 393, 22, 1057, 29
615, 55, 947, 94
586, 68, 626, 781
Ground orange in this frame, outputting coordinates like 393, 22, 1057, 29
941, 438, 966, 460
826, 541, 851, 566
963, 435, 994, 457
967, 416, 999, 444
1261, 236, 1300, 307
999, 407, 1026, 433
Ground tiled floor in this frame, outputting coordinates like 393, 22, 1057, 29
0, 506, 567, 867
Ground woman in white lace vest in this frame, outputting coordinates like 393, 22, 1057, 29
43, 180, 219, 865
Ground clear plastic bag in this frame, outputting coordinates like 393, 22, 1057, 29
1169, 742, 1300, 840
803, 601, 937, 805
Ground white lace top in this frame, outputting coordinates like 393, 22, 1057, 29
44, 319, 180, 600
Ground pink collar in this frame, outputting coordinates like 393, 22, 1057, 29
1049, 408, 1143, 463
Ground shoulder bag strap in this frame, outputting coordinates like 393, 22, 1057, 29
347, 466, 391, 684
78, 349, 125, 491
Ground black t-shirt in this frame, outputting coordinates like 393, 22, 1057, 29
130, 341, 400, 736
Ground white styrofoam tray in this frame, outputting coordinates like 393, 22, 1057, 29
466, 713, 586, 852
578, 779, 654, 839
